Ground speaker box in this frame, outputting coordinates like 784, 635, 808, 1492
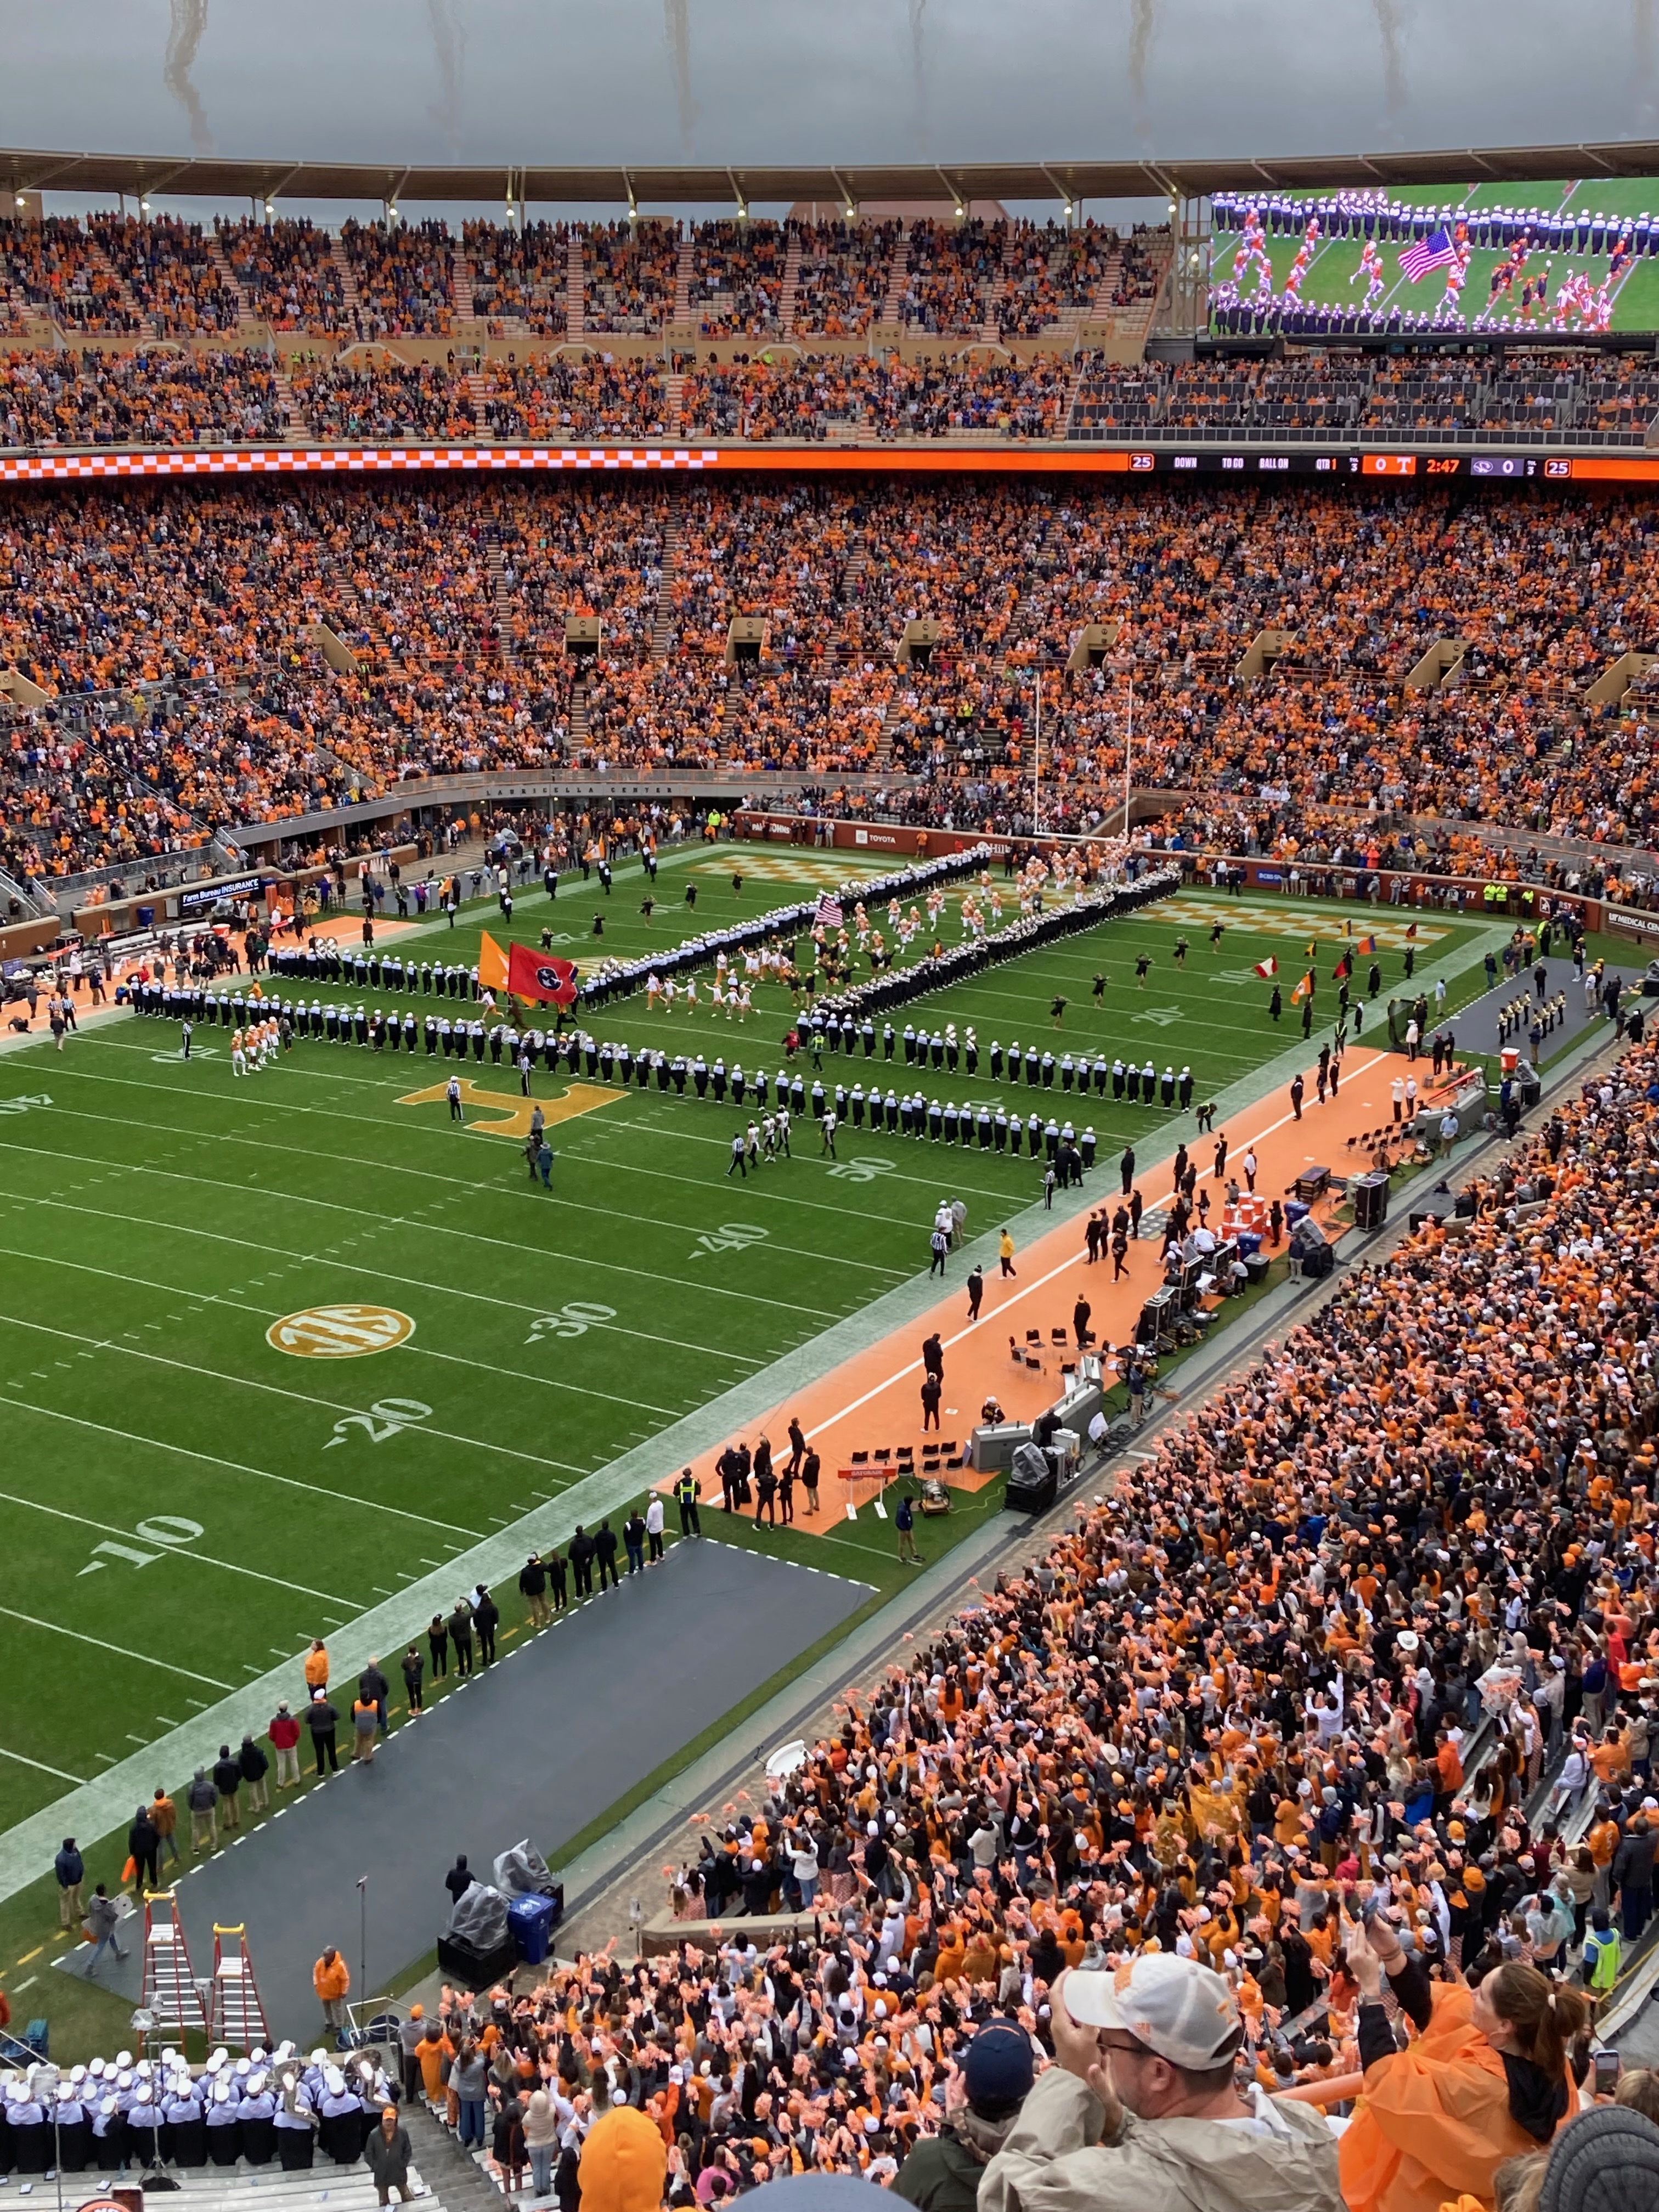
1352, 1172, 1390, 1231
437, 1932, 520, 1988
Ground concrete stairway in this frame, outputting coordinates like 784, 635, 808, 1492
565, 229, 584, 340
777, 224, 804, 333
208, 234, 261, 336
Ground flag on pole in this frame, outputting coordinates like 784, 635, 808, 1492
814, 891, 844, 929
1400, 228, 1458, 282
1405, 921, 1418, 938
506, 944, 580, 1007
478, 930, 510, 992
1356, 933, 1378, 956
1254, 956, 1278, 979
1291, 971, 1314, 1004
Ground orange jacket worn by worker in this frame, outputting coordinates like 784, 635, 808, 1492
1339, 1982, 1567, 2212
313, 1952, 350, 2002
304, 1643, 330, 1691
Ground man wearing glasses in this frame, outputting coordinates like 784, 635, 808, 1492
980, 1957, 1342, 2212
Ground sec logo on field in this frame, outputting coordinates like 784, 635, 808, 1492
266, 1305, 416, 1358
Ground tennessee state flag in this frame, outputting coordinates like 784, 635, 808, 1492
478, 930, 510, 992
507, 943, 580, 1007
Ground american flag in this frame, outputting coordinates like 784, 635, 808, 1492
814, 891, 844, 929
1398, 228, 1458, 283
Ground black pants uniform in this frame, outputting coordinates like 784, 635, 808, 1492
678, 1494, 702, 1536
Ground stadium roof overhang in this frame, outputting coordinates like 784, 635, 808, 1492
9, 143, 1659, 208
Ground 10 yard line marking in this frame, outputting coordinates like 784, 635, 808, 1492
0, 1604, 230, 1688
0, 1485, 360, 1609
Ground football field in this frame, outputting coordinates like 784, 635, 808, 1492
0, 850, 1496, 1841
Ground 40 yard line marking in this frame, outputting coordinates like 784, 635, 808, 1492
0, 1130, 844, 1321
9, 1066, 905, 1280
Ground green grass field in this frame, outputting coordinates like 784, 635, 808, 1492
0, 860, 1501, 1830
1219, 177, 1659, 332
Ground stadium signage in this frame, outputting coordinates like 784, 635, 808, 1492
1605, 906, 1659, 941
179, 873, 268, 912
0, 443, 1647, 486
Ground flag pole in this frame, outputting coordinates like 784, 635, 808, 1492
1122, 672, 1133, 837
1032, 670, 1041, 835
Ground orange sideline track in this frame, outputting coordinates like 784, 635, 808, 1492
663, 1046, 1424, 1533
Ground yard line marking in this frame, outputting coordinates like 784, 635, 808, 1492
0, 1141, 827, 1309
126, 1735, 149, 1746
0, 1483, 360, 1608
92, 1752, 116, 1765
5, 1068, 902, 1280
0, 1288, 583, 1489
0, 1746, 85, 1786
156, 1714, 180, 1726
0, 1605, 232, 1688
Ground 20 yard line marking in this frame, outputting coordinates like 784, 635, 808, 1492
0, 1295, 577, 1498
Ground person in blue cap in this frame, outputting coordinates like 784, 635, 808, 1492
890, 2021, 1035, 2212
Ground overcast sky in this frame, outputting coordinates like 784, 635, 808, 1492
5, 1, 1659, 215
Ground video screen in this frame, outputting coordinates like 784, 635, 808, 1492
1209, 182, 1659, 336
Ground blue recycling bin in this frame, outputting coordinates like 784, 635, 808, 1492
508, 1893, 556, 1965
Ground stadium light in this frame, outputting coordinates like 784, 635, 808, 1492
954, 203, 964, 221
14, 195, 23, 209
140, 197, 151, 213
263, 200, 274, 217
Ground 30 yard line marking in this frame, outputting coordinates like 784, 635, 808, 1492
0, 1605, 231, 1688
0, 1483, 359, 1608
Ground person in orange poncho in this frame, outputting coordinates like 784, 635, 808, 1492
1339, 1914, 1587, 2212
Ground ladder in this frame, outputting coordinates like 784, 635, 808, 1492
140, 1891, 208, 2036
209, 1924, 272, 2051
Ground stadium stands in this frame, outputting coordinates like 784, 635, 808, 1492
583, 219, 679, 335
8, 474, 1659, 885
217, 216, 347, 335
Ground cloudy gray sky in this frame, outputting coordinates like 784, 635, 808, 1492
3, 2, 1657, 215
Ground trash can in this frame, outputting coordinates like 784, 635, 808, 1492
507, 1893, 556, 1965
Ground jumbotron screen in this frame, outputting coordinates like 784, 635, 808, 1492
1208, 181, 1659, 337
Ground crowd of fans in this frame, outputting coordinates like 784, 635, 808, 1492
288, 357, 478, 442
0, 347, 289, 446
585, 221, 681, 335
476, 357, 670, 442
690, 222, 786, 337
603, 1035, 1659, 2202
0, 215, 140, 331
339, 219, 456, 338
679, 356, 1074, 441
791, 219, 900, 337
464, 219, 573, 335
85, 213, 241, 336
1072, 351, 1659, 441
8, 473, 1659, 880
217, 217, 347, 335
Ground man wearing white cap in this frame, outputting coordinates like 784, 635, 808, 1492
980, 1959, 1341, 2212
